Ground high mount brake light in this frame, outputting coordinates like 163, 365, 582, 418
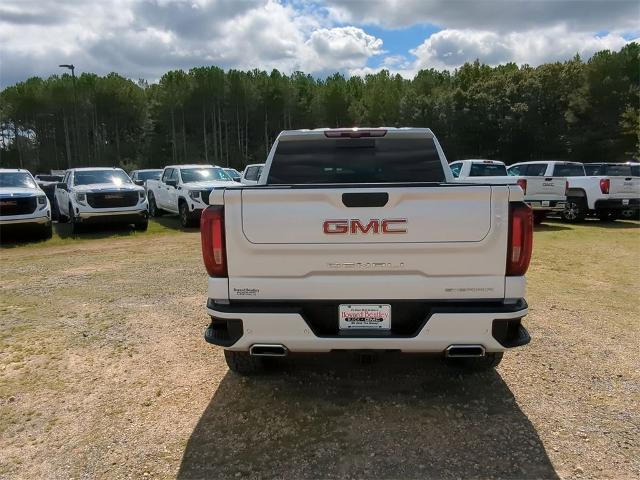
507, 203, 533, 276
201, 206, 227, 277
599, 178, 610, 194
324, 129, 387, 138
517, 178, 527, 194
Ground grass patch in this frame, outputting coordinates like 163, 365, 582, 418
0, 217, 190, 250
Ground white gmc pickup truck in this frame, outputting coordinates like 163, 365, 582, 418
55, 167, 148, 233
201, 128, 533, 374
506, 162, 568, 224
0, 168, 52, 239
510, 161, 639, 221
146, 165, 237, 227
449, 159, 516, 185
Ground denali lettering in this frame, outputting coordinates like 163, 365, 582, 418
327, 262, 405, 270
323, 219, 407, 234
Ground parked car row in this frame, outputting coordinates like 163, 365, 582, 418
2, 154, 637, 243
0, 163, 262, 240
449, 159, 640, 223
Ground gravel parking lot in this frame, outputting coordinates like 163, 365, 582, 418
1, 219, 638, 479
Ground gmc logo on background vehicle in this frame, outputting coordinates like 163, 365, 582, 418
323, 219, 407, 234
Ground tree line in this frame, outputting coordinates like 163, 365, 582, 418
1, 43, 638, 174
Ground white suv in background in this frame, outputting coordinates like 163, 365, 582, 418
55, 167, 148, 233
0, 168, 52, 239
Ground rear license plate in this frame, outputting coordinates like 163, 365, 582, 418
622, 199, 630, 205
541, 201, 550, 207
339, 304, 391, 330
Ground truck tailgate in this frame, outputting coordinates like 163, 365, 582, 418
223, 185, 513, 301
609, 177, 640, 198
523, 176, 566, 200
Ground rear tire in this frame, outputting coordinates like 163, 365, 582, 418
135, 220, 148, 231
533, 211, 546, 225
561, 198, 587, 222
224, 350, 264, 375
41, 223, 53, 240
56, 199, 68, 223
446, 352, 503, 372
51, 198, 59, 221
69, 203, 81, 234
179, 201, 197, 228
148, 192, 163, 217
596, 210, 619, 222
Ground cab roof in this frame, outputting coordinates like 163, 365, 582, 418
278, 127, 435, 141
0, 168, 32, 173
451, 159, 506, 165
68, 167, 125, 172
165, 164, 214, 170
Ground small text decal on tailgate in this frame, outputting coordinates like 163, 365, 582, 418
234, 288, 260, 296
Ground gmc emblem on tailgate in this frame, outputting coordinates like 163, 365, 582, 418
323, 219, 407, 234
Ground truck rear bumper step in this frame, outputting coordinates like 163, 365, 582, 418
206, 299, 529, 353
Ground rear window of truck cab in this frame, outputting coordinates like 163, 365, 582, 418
553, 164, 585, 176
469, 163, 507, 176
267, 137, 445, 184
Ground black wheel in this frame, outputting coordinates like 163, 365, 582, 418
596, 210, 619, 222
51, 198, 59, 221
135, 220, 148, 232
41, 223, 53, 240
148, 192, 163, 217
179, 201, 196, 228
224, 350, 264, 375
69, 203, 81, 234
533, 211, 546, 225
446, 352, 503, 372
561, 198, 587, 222
56, 199, 68, 223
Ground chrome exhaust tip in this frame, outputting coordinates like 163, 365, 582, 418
249, 344, 288, 357
445, 345, 486, 358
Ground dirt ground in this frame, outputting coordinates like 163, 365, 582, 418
1, 218, 638, 479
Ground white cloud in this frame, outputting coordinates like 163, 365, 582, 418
0, 0, 636, 87
348, 27, 632, 79
301, 26, 384, 71
325, 0, 640, 33
0, 0, 384, 86
411, 27, 631, 70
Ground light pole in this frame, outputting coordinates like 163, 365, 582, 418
59, 64, 79, 166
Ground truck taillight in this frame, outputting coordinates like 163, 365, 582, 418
507, 203, 533, 276
516, 178, 527, 194
201, 206, 227, 277
599, 178, 610, 194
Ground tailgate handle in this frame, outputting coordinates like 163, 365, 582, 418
545, 178, 553, 181
625, 177, 632, 180
342, 192, 389, 207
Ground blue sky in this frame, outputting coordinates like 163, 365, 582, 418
0, 0, 638, 87
363, 24, 442, 69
